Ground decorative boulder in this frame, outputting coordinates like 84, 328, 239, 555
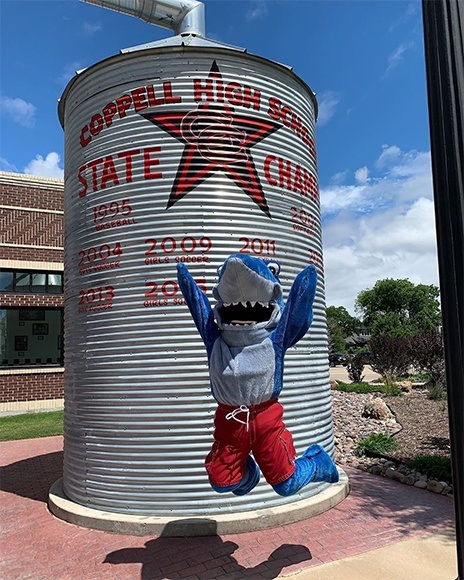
397, 380, 413, 393
362, 397, 393, 421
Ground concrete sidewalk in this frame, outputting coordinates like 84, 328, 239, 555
1, 435, 457, 579
290, 531, 457, 579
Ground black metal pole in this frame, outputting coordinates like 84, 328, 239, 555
421, 1, 464, 578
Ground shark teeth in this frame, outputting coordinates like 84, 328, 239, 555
222, 301, 269, 307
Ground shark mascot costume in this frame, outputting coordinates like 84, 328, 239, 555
177, 254, 339, 496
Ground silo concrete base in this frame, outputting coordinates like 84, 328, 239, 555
48, 469, 349, 536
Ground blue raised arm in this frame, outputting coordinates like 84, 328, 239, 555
176, 263, 219, 356
271, 264, 318, 352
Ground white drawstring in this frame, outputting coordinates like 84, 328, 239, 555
226, 405, 250, 431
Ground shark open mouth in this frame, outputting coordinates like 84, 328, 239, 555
219, 301, 274, 325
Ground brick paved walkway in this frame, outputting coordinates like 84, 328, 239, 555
0, 436, 455, 579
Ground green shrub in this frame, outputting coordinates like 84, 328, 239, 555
427, 384, 447, 400
332, 381, 380, 394
356, 433, 398, 456
409, 455, 452, 481
382, 379, 403, 397
400, 372, 430, 382
347, 352, 365, 383
333, 381, 402, 396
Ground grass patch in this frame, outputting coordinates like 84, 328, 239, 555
427, 384, 447, 400
332, 381, 382, 394
398, 373, 430, 382
356, 432, 398, 456
0, 410, 63, 442
333, 381, 402, 396
409, 455, 452, 482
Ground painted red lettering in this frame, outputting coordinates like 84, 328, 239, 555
102, 102, 117, 127
78, 165, 88, 197
163, 81, 181, 104
194, 79, 214, 102
131, 87, 148, 112
117, 149, 140, 183
147, 85, 165, 107
225, 82, 243, 106
293, 164, 303, 193
89, 113, 104, 136
243, 86, 261, 111
80, 125, 91, 147
143, 147, 162, 179
115, 94, 132, 118
278, 157, 292, 190
100, 157, 120, 189
267, 96, 282, 120
263, 155, 278, 186
87, 158, 103, 192
281, 106, 292, 128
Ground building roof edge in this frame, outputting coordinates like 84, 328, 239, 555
0, 171, 64, 191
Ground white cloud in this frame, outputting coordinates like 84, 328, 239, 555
23, 152, 64, 179
0, 157, 18, 172
355, 166, 369, 184
383, 41, 413, 77
322, 148, 433, 216
82, 21, 102, 35
321, 146, 438, 313
0, 96, 36, 128
330, 170, 349, 185
316, 90, 341, 126
58, 61, 84, 88
357, 197, 437, 255
389, 2, 418, 31
246, 0, 268, 21
376, 144, 402, 168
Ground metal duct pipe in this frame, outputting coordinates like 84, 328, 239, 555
82, 0, 205, 36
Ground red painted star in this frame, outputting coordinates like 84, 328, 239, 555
142, 62, 281, 218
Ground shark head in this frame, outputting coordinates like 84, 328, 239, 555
213, 254, 284, 330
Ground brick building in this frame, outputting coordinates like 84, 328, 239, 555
0, 171, 65, 413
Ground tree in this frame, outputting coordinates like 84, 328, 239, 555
369, 335, 411, 391
355, 278, 441, 337
326, 306, 359, 352
347, 352, 365, 383
409, 328, 446, 399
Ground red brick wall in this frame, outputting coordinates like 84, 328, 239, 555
0, 178, 64, 263
1, 173, 65, 403
0, 372, 64, 403
1, 181, 63, 211
0, 293, 64, 308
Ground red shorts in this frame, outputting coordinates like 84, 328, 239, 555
205, 399, 296, 488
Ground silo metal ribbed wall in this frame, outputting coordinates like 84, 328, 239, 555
60, 44, 334, 515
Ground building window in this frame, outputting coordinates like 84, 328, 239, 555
0, 269, 63, 294
0, 308, 63, 367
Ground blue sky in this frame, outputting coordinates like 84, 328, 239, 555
0, 0, 438, 313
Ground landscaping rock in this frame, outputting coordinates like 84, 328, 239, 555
414, 480, 428, 489
396, 380, 413, 393
385, 467, 397, 479
331, 389, 453, 498
427, 480, 446, 494
362, 397, 393, 420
